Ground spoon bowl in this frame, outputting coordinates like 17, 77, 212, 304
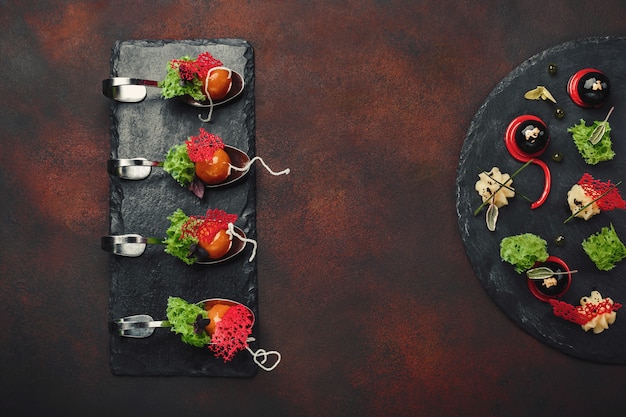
102, 71, 244, 106
101, 225, 248, 264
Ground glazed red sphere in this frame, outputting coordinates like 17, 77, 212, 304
203, 68, 232, 100
567, 68, 611, 108
194, 148, 232, 184
199, 229, 232, 260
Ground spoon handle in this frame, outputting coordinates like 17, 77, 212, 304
101, 234, 164, 248
117, 320, 171, 330
108, 158, 163, 168
103, 77, 160, 88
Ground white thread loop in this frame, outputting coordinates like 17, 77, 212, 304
227, 223, 257, 261
246, 337, 281, 371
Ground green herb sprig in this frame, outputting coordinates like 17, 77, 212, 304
564, 180, 622, 224
526, 266, 578, 280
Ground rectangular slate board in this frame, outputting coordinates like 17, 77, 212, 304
106, 39, 258, 377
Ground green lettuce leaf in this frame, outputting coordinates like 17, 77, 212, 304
163, 143, 196, 187
582, 223, 626, 271
163, 209, 197, 265
567, 119, 615, 165
157, 56, 206, 101
166, 296, 210, 347
500, 233, 549, 273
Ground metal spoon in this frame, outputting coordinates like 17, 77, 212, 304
101, 225, 250, 264
111, 298, 247, 338
102, 71, 244, 107
108, 145, 251, 186
111, 298, 281, 371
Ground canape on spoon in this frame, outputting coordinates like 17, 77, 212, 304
111, 297, 281, 371
108, 129, 289, 198
102, 51, 245, 122
101, 209, 257, 265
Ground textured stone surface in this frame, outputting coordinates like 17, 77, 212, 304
107, 39, 258, 376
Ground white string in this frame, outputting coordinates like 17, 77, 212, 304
198, 70, 216, 123
245, 337, 281, 371
227, 223, 257, 261
230, 156, 290, 176
197, 101, 214, 123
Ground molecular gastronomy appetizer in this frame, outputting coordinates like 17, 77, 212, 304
475, 167, 515, 231
159, 51, 244, 121
566, 173, 625, 221
581, 223, 626, 271
164, 208, 257, 265
567, 107, 615, 165
549, 291, 622, 334
163, 128, 289, 198
166, 297, 280, 370
500, 233, 549, 274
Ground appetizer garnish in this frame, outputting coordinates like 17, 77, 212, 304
504, 115, 551, 209
566, 173, 625, 221
159, 52, 231, 102
567, 68, 611, 108
568, 114, 615, 165
526, 256, 574, 301
549, 291, 622, 334
582, 223, 626, 271
163, 128, 290, 198
500, 233, 549, 274
475, 167, 515, 231
166, 297, 254, 361
164, 208, 257, 265
524, 86, 556, 103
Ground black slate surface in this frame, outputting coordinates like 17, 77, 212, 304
105, 39, 258, 376
456, 37, 626, 364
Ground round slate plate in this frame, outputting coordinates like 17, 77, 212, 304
456, 37, 626, 364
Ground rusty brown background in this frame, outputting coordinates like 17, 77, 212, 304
1, 1, 626, 416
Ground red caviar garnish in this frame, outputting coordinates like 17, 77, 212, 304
208, 304, 254, 362
185, 128, 225, 163
181, 208, 238, 246
169, 52, 223, 82
550, 298, 622, 325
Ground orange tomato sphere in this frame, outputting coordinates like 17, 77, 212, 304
204, 303, 231, 336
194, 148, 232, 184
203, 68, 232, 100
199, 229, 232, 260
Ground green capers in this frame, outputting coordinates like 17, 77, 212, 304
554, 235, 566, 246
548, 63, 557, 75
555, 107, 565, 119
552, 152, 563, 162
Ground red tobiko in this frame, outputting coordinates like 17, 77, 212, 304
208, 304, 254, 361
181, 208, 238, 247
185, 128, 225, 163
170, 52, 223, 82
